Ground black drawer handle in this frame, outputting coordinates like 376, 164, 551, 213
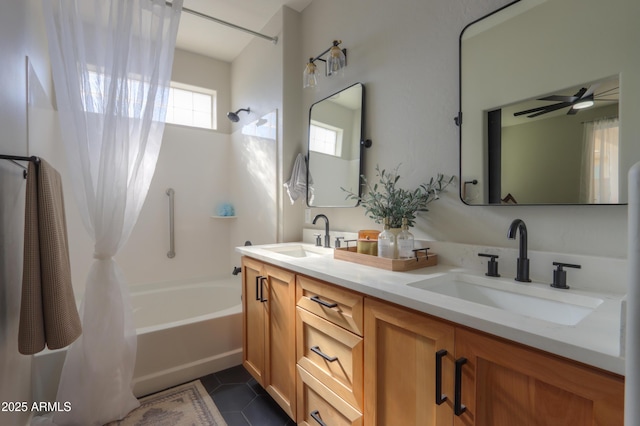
310, 410, 327, 426
455, 357, 467, 416
435, 349, 448, 405
311, 346, 338, 362
310, 295, 338, 308
255, 275, 263, 301
259, 276, 267, 303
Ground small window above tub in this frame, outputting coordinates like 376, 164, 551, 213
165, 82, 217, 130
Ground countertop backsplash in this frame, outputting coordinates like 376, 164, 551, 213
302, 228, 627, 295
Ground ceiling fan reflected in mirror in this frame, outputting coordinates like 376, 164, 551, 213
513, 84, 619, 118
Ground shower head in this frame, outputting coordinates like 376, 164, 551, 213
227, 108, 250, 122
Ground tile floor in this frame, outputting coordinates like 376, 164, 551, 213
200, 364, 296, 426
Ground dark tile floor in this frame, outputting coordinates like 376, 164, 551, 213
200, 364, 296, 426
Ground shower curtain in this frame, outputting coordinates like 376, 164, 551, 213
40, 0, 182, 424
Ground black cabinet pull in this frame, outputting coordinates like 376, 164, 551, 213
435, 349, 448, 405
311, 345, 338, 362
259, 276, 267, 303
454, 357, 467, 416
255, 275, 263, 301
310, 295, 338, 308
310, 410, 327, 426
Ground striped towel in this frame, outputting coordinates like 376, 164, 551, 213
18, 159, 81, 355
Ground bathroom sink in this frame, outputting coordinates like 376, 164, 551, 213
408, 273, 603, 326
263, 244, 333, 258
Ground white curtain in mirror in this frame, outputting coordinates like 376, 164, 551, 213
580, 117, 619, 203
40, 0, 182, 424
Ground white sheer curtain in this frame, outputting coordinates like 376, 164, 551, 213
580, 117, 620, 203
40, 1, 182, 424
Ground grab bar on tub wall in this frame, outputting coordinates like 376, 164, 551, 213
166, 188, 175, 258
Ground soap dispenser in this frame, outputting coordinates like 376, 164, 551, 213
397, 217, 415, 259
377, 217, 396, 259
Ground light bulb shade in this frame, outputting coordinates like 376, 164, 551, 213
303, 61, 318, 89
573, 99, 594, 110
327, 46, 346, 77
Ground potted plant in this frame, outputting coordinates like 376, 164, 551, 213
343, 164, 453, 229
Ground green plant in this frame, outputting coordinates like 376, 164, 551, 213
343, 164, 453, 228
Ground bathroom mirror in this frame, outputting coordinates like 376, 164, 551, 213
459, 0, 639, 205
307, 82, 365, 207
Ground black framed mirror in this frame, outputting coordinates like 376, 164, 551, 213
307, 82, 367, 207
459, 0, 636, 205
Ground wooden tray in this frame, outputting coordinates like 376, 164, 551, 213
333, 246, 438, 271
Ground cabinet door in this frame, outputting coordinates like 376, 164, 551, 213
454, 327, 624, 426
364, 298, 455, 426
264, 264, 297, 419
242, 257, 266, 385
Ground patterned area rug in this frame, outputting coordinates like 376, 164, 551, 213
107, 380, 227, 426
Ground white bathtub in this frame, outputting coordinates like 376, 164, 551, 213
32, 276, 243, 402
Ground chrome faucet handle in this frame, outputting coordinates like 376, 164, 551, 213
313, 233, 322, 247
550, 262, 581, 289
335, 236, 344, 248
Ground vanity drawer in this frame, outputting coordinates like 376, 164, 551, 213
296, 275, 364, 336
297, 365, 363, 426
297, 307, 364, 410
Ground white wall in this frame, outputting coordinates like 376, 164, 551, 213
229, 10, 282, 260
298, 0, 628, 260
229, 6, 306, 269
116, 125, 232, 286
0, 1, 51, 425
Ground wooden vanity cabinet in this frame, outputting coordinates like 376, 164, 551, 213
240, 257, 624, 426
364, 298, 624, 426
363, 298, 455, 426
454, 327, 624, 426
241, 257, 296, 419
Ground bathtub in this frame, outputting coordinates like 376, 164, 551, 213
32, 276, 243, 402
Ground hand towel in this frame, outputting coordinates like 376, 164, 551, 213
19, 159, 81, 355
283, 153, 313, 204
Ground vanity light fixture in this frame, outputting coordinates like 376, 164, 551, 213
303, 60, 318, 89
303, 40, 347, 89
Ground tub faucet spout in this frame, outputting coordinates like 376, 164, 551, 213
507, 218, 531, 282
312, 214, 331, 248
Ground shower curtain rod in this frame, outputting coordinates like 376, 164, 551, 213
166, 2, 278, 44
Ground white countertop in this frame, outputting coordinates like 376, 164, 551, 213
236, 242, 625, 375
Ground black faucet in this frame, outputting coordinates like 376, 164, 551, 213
507, 218, 531, 282
312, 214, 330, 248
